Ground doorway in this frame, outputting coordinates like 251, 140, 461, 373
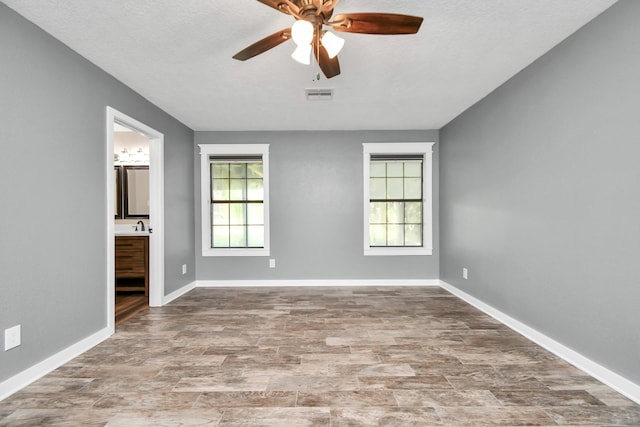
106, 107, 165, 333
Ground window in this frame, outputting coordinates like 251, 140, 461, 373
199, 144, 270, 256
363, 143, 434, 256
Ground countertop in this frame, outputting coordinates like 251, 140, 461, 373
115, 223, 150, 236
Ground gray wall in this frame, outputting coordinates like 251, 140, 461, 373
440, 0, 640, 383
194, 131, 439, 281
0, 3, 194, 383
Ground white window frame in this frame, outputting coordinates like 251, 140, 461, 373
199, 144, 270, 257
363, 142, 434, 256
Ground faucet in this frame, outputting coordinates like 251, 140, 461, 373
136, 220, 145, 232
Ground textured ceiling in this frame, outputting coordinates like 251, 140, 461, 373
4, 0, 618, 131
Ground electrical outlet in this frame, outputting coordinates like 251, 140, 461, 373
5, 325, 21, 351
182, 264, 187, 275
462, 268, 468, 280
269, 259, 276, 268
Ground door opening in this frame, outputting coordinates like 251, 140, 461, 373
106, 107, 164, 333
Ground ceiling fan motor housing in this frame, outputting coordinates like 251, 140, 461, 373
293, 0, 333, 23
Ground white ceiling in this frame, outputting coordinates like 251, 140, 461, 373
5, 0, 617, 131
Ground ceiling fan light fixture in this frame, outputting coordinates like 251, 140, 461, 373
291, 44, 312, 65
233, 1, 424, 79
321, 31, 345, 59
291, 19, 314, 46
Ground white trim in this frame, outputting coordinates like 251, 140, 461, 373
106, 109, 116, 334
439, 280, 640, 405
196, 279, 440, 288
0, 327, 110, 401
362, 142, 434, 256
200, 248, 270, 257
148, 134, 165, 307
364, 247, 433, 256
198, 144, 270, 257
162, 281, 197, 305
107, 107, 165, 309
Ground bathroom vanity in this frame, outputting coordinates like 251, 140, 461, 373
115, 235, 149, 296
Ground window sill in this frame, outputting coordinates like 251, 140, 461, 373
364, 247, 432, 256
202, 248, 270, 257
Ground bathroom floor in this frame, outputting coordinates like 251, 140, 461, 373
114, 292, 148, 326
1, 286, 639, 426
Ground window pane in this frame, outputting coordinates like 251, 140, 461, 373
405, 224, 422, 246
364, 145, 430, 251
230, 163, 246, 178
247, 226, 264, 247
205, 148, 269, 253
247, 163, 263, 178
405, 202, 422, 224
386, 202, 404, 224
369, 202, 386, 224
247, 203, 264, 225
212, 178, 229, 201
212, 226, 229, 247
369, 224, 386, 246
387, 178, 403, 199
370, 178, 386, 199
387, 162, 404, 177
370, 162, 386, 177
247, 179, 263, 201
229, 203, 246, 225
404, 177, 422, 199
404, 162, 422, 177
229, 179, 246, 200
212, 203, 229, 226
212, 163, 229, 178
386, 225, 404, 246
229, 226, 246, 247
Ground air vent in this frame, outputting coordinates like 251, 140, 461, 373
305, 88, 333, 101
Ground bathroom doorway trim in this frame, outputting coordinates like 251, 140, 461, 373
106, 107, 165, 333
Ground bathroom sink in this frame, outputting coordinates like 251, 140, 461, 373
115, 230, 150, 236
114, 223, 150, 236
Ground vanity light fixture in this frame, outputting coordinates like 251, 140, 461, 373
135, 147, 145, 162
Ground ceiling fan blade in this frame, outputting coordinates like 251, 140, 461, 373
331, 13, 423, 35
232, 29, 291, 61
256, 0, 299, 15
313, 39, 340, 79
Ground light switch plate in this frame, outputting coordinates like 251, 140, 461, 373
269, 259, 276, 268
5, 325, 21, 351
462, 268, 468, 280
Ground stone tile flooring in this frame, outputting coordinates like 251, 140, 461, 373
1, 287, 639, 426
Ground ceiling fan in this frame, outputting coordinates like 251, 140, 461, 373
232, 0, 423, 79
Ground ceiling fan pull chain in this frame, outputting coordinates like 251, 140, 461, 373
313, 31, 321, 81
312, 54, 320, 81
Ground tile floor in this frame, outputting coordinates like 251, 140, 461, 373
1, 287, 639, 426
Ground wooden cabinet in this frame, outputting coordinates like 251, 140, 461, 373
115, 236, 149, 296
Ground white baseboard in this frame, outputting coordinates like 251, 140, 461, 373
162, 281, 197, 305
0, 280, 196, 402
439, 280, 640, 405
0, 327, 111, 401
196, 279, 440, 288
